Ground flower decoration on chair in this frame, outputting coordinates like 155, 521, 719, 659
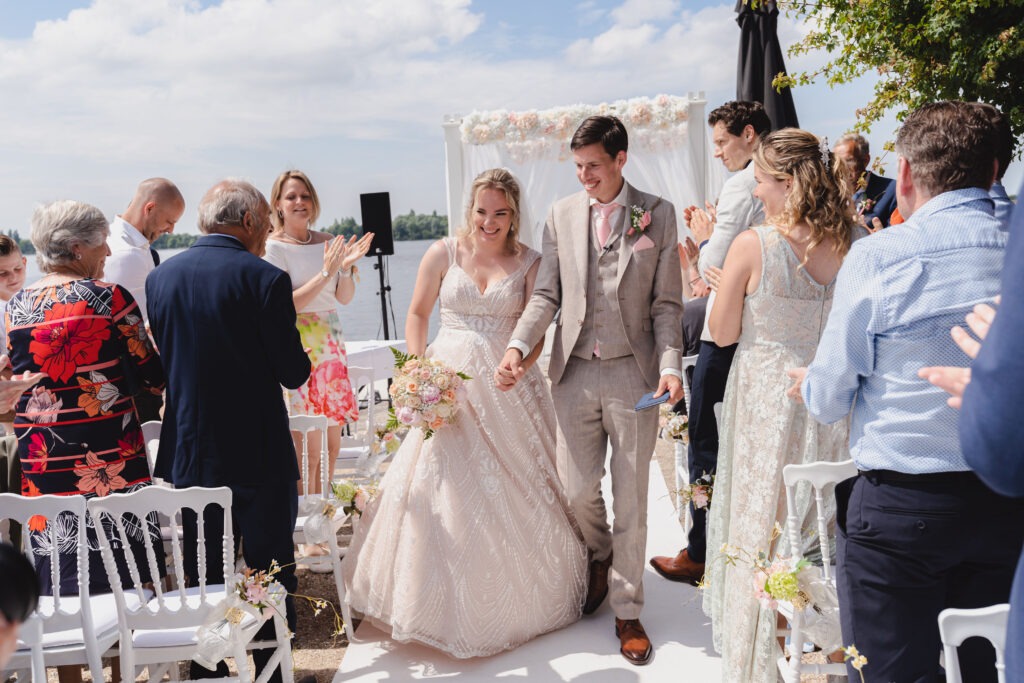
843, 644, 869, 682
194, 559, 345, 668
331, 479, 379, 518
626, 205, 653, 236
658, 404, 688, 442
358, 426, 404, 479
385, 347, 470, 439
678, 473, 713, 510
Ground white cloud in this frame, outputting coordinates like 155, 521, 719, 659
0, 0, 932, 233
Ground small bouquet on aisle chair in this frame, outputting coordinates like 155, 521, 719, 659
386, 347, 470, 439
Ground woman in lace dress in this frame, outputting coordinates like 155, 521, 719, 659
342, 169, 588, 658
264, 170, 374, 500
701, 129, 860, 682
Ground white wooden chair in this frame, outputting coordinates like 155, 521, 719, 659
939, 603, 1010, 683
288, 414, 354, 638
141, 420, 163, 484
336, 365, 379, 479
672, 353, 700, 524
776, 459, 858, 682
87, 485, 293, 683
0, 493, 121, 682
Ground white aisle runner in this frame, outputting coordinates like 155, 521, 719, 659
334, 460, 722, 682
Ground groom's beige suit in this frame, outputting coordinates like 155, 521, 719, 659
511, 182, 683, 619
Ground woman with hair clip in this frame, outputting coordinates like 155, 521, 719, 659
700, 129, 864, 682
342, 168, 587, 658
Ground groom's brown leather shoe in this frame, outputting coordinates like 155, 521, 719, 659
615, 618, 653, 665
649, 548, 704, 586
582, 552, 612, 615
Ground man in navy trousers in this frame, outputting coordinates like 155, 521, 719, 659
146, 179, 311, 682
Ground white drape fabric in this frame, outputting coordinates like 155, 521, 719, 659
456, 95, 724, 249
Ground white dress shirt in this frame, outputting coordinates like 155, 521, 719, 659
697, 163, 764, 343
104, 216, 154, 320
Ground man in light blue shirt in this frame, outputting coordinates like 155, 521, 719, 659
791, 101, 1024, 682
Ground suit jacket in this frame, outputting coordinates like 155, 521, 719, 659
857, 171, 896, 227
960, 181, 1024, 680
145, 235, 311, 487
512, 183, 683, 388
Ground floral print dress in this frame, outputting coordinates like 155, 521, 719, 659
7, 279, 165, 594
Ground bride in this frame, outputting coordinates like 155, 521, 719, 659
342, 168, 588, 658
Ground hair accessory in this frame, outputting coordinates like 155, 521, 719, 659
818, 136, 830, 166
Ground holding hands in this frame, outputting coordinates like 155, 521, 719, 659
495, 348, 526, 392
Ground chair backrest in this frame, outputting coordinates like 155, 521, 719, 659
681, 353, 698, 407
140, 420, 162, 483
290, 414, 331, 499
0, 493, 94, 635
781, 460, 858, 580
939, 604, 1010, 683
344, 364, 376, 443
87, 486, 234, 632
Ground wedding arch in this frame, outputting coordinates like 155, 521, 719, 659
442, 92, 724, 249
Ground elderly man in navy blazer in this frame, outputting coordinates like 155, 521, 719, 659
146, 179, 310, 682
834, 133, 897, 228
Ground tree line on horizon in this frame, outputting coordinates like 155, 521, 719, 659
0, 210, 449, 253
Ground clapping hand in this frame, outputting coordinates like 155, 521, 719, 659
684, 201, 716, 244
324, 232, 375, 276
0, 355, 44, 413
704, 265, 723, 292
919, 298, 999, 409
340, 232, 375, 271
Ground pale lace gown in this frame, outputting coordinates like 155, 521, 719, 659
702, 226, 850, 682
342, 238, 588, 658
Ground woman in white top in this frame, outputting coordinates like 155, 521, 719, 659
264, 170, 373, 501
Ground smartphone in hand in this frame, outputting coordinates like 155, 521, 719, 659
634, 390, 671, 411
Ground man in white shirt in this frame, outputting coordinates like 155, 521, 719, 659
105, 178, 184, 422
649, 100, 769, 586
105, 178, 185, 320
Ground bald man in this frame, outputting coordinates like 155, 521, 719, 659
105, 178, 184, 422
105, 177, 185, 320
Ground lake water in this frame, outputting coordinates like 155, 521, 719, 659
24, 239, 438, 342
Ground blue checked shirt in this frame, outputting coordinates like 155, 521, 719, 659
802, 188, 1006, 473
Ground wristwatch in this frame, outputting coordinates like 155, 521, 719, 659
320, 269, 331, 279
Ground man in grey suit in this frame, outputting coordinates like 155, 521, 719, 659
498, 115, 683, 666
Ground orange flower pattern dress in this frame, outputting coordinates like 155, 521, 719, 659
7, 279, 165, 595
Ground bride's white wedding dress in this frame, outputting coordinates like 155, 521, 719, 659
342, 238, 588, 658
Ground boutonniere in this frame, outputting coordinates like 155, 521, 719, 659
627, 205, 652, 236
856, 197, 875, 215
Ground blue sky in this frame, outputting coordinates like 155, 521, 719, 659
0, 0, 1016, 234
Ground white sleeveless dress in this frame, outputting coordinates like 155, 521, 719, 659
342, 238, 588, 658
703, 226, 851, 682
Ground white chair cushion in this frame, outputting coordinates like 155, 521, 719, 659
17, 590, 150, 649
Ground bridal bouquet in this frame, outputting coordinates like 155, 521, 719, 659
386, 347, 470, 439
658, 404, 688, 442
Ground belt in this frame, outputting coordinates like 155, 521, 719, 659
858, 469, 978, 485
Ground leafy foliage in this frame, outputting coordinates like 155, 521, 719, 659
324, 210, 448, 241
5, 230, 34, 255
774, 0, 1024, 146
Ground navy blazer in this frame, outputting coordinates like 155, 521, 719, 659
145, 235, 310, 487
857, 171, 897, 227
960, 180, 1024, 681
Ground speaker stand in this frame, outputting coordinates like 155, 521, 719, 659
373, 253, 391, 340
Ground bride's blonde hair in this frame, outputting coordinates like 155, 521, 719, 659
456, 169, 523, 256
753, 128, 855, 266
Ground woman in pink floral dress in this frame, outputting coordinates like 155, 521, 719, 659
264, 170, 374, 499
8, 200, 165, 596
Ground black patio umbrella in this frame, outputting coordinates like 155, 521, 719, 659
735, 0, 799, 131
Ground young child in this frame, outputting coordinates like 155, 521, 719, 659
0, 235, 27, 352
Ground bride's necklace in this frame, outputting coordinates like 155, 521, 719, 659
284, 229, 313, 245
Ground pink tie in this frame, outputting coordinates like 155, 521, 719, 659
597, 202, 618, 248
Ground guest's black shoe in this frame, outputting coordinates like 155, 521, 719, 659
189, 660, 230, 679
583, 552, 613, 615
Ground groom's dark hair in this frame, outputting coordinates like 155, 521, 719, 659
571, 116, 628, 158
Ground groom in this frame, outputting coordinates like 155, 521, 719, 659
498, 115, 683, 665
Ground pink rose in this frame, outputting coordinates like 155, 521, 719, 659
245, 582, 268, 605
396, 406, 417, 425
691, 487, 709, 509
640, 211, 652, 230
421, 385, 441, 405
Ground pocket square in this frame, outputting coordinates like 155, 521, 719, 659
633, 234, 656, 252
